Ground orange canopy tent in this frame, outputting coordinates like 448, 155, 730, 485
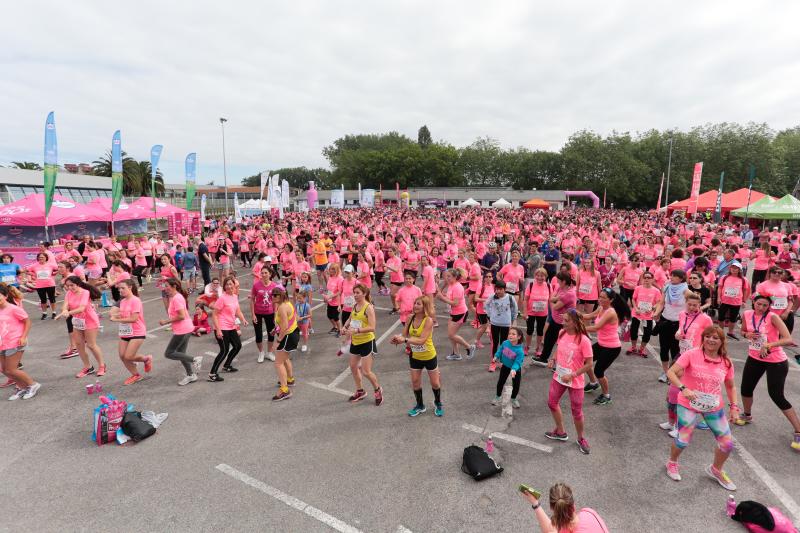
522, 198, 551, 210
667, 188, 771, 217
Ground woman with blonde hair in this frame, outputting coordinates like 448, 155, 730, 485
520, 482, 609, 532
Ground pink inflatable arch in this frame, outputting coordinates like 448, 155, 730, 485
565, 190, 600, 208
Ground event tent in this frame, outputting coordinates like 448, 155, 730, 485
0, 193, 108, 226
87, 197, 152, 221
522, 198, 551, 210
129, 197, 188, 218
729, 195, 776, 219
492, 198, 512, 208
667, 187, 771, 217
460, 198, 479, 207
749, 194, 800, 220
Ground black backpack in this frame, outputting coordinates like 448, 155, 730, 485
461, 445, 503, 481
121, 411, 156, 442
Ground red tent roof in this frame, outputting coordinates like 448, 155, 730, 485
668, 188, 770, 212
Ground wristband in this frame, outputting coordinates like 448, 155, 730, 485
531, 503, 540, 510
679, 385, 686, 391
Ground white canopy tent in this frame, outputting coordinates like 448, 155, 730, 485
239, 198, 270, 215
492, 198, 512, 208
460, 197, 480, 207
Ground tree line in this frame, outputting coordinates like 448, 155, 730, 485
243, 123, 800, 208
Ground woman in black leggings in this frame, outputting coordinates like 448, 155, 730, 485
736, 295, 800, 451
208, 277, 248, 382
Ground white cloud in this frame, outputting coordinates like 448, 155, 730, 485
1, 0, 798, 184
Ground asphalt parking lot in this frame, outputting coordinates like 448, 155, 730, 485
2, 270, 799, 532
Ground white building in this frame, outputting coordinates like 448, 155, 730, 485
0, 167, 112, 205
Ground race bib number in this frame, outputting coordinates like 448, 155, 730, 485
689, 392, 720, 413
723, 287, 739, 298
410, 342, 427, 353
749, 334, 765, 355
344, 296, 355, 308
555, 364, 572, 387
505, 281, 519, 293
118, 323, 133, 337
36, 269, 50, 280
578, 283, 592, 295
532, 301, 546, 313
679, 338, 694, 354
637, 301, 653, 313
350, 319, 363, 329
73, 317, 86, 330
1, 275, 15, 283
772, 297, 788, 310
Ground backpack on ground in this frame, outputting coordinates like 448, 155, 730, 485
461, 445, 503, 481
733, 500, 798, 533
121, 411, 156, 442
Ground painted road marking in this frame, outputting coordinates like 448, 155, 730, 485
307, 380, 352, 397
461, 423, 553, 453
216, 463, 364, 533
328, 318, 401, 389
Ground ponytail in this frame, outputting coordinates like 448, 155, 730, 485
549, 483, 577, 531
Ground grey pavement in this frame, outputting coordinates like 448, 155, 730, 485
2, 270, 800, 532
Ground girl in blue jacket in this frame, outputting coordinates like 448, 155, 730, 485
492, 326, 526, 408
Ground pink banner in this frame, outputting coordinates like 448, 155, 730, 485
688, 162, 703, 213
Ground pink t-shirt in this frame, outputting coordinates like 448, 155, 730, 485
396, 285, 422, 322
677, 311, 714, 353
421, 265, 436, 295
553, 332, 593, 389
28, 263, 56, 288
387, 256, 404, 283
340, 277, 357, 311
66, 288, 100, 330
0, 303, 28, 350
632, 285, 661, 320
742, 310, 787, 363
576, 270, 599, 300
447, 282, 467, 314
118, 296, 146, 338
169, 293, 194, 335
718, 275, 747, 306
675, 348, 734, 412
595, 308, 620, 348
326, 275, 343, 307
468, 262, 482, 292
213, 292, 240, 331
562, 508, 609, 533
621, 265, 642, 289
755, 280, 791, 314
525, 281, 550, 317
498, 263, 524, 293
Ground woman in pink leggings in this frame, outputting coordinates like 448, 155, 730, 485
545, 309, 594, 455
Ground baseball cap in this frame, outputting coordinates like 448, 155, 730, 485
343, 264, 354, 273
730, 260, 743, 269
264, 255, 272, 262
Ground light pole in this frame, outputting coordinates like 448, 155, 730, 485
664, 135, 673, 209
219, 117, 229, 216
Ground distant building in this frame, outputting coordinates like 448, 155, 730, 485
0, 166, 111, 205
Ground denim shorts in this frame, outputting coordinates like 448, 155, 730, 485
0, 345, 25, 356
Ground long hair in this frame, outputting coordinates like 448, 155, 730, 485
602, 287, 630, 321
561, 308, 589, 341
65, 275, 101, 300
549, 483, 576, 530
119, 278, 139, 297
166, 278, 188, 301
0, 283, 23, 306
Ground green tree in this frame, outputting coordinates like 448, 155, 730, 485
11, 161, 42, 170
241, 167, 331, 189
130, 161, 164, 196
92, 150, 142, 195
458, 137, 506, 186
417, 125, 432, 148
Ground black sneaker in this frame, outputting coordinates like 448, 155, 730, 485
272, 389, 292, 401
593, 394, 612, 405
222, 366, 239, 372
41, 313, 47, 320
51, 313, 56, 319
207, 373, 224, 382
584, 382, 600, 392
530, 356, 549, 367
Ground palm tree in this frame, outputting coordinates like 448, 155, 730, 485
11, 161, 42, 170
92, 150, 141, 195
130, 161, 165, 197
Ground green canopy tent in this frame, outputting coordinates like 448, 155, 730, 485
753, 194, 800, 220
730, 195, 776, 219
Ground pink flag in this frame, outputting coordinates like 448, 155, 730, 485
656, 173, 664, 210
688, 162, 703, 214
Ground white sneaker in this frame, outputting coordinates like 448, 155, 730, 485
659, 421, 674, 431
22, 382, 40, 400
658, 373, 668, 383
257, 352, 265, 363
8, 388, 26, 401
192, 356, 203, 374
301, 345, 307, 352
266, 352, 276, 362
178, 374, 198, 386
668, 428, 678, 438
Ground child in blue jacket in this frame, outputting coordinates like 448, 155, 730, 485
492, 326, 526, 408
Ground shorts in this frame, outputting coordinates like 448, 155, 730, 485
182, 267, 197, 280
409, 355, 438, 371
350, 339, 377, 357
316, 264, 329, 272
36, 286, 56, 305
577, 299, 598, 306
277, 329, 300, 352
342, 311, 351, 325
120, 336, 147, 342
327, 305, 340, 321
592, 343, 621, 379
391, 281, 403, 287
477, 312, 488, 325
526, 315, 547, 336
717, 303, 741, 323
0, 345, 25, 356
450, 312, 468, 324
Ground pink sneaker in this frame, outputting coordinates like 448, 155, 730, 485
96, 365, 106, 377
143, 355, 153, 373
488, 361, 497, 372
0, 378, 16, 388
666, 461, 681, 481
75, 367, 95, 379
476, 341, 485, 349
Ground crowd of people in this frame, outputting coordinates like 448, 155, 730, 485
2, 204, 800, 496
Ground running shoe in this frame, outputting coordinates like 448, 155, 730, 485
348, 389, 366, 403
22, 382, 41, 400
488, 361, 497, 372
96, 365, 106, 377
124, 374, 143, 386
637, 347, 648, 358
51, 313, 56, 319
476, 341, 485, 349
389, 309, 398, 315
584, 381, 600, 392
668, 428, 678, 438
467, 344, 477, 359
408, 405, 427, 417
666, 461, 681, 481
266, 352, 276, 362
60, 348, 79, 359
658, 373, 668, 383
545, 430, 568, 441
593, 394, 612, 405
577, 438, 591, 454
511, 398, 520, 409
222, 365, 239, 372
178, 374, 198, 386
75, 367, 95, 379
792, 433, 800, 452
535, 346, 543, 356
492, 395, 501, 406
530, 356, 549, 367
301, 345, 307, 352
41, 313, 47, 320
0, 378, 16, 388
697, 421, 710, 430
8, 387, 26, 401
434, 402, 444, 417
257, 352, 265, 363
327, 327, 338, 334
143, 356, 153, 373
276, 378, 296, 388
705, 465, 736, 491
207, 373, 224, 382
272, 388, 292, 401
446, 353, 463, 361
659, 421, 675, 431
374, 387, 384, 406
192, 356, 203, 374
625, 346, 637, 355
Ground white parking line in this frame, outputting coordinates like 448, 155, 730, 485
461, 423, 553, 453
397, 526, 415, 533
307, 380, 352, 397
328, 318, 401, 389
216, 463, 364, 533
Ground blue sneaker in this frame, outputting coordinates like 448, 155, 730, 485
408, 405, 427, 417
434, 402, 444, 417
697, 420, 710, 430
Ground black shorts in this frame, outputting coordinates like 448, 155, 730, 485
316, 264, 328, 272
477, 312, 488, 325
409, 355, 438, 371
120, 336, 147, 342
526, 315, 547, 336
391, 281, 403, 287
718, 303, 741, 323
592, 343, 621, 379
350, 339, 376, 357
403, 269, 418, 278
578, 299, 598, 307
342, 311, 351, 325
145, 255, 154, 268
327, 305, 340, 321
277, 329, 300, 352
450, 312, 468, 324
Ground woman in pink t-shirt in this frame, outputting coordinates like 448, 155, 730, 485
472, 272, 495, 350
396, 273, 423, 325
737, 294, 800, 450
109, 279, 151, 385
629, 271, 662, 356
159, 278, 202, 386
0, 285, 38, 401
56, 276, 106, 379
575, 260, 601, 315
385, 248, 404, 313
498, 250, 526, 315
546, 310, 593, 454
27, 252, 57, 319
209, 277, 248, 381
665, 326, 738, 489
524, 268, 550, 357
520, 482, 610, 533
436, 269, 475, 361
717, 262, 749, 339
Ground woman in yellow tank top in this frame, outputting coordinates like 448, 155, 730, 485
343, 284, 383, 406
392, 296, 443, 417
272, 287, 299, 402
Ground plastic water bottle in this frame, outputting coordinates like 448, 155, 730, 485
485, 436, 494, 453
100, 290, 110, 308
94, 380, 102, 394
726, 495, 736, 517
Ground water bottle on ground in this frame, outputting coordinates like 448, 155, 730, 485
726, 495, 736, 517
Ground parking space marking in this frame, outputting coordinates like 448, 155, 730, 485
307, 380, 352, 397
461, 423, 553, 453
216, 463, 364, 533
328, 318, 401, 389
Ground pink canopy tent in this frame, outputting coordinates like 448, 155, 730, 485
129, 197, 188, 218
87, 197, 151, 222
0, 193, 108, 226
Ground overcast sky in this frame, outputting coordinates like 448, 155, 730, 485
1, 1, 798, 185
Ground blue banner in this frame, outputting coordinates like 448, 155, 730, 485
43, 112, 58, 217
111, 130, 123, 213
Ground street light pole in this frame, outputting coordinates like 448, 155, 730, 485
664, 135, 673, 209
220, 117, 229, 216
